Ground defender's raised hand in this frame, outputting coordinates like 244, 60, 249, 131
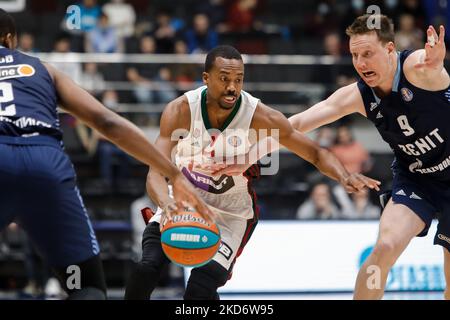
415, 25, 446, 70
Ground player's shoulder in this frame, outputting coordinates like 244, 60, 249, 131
161, 94, 191, 130
164, 94, 190, 116
251, 100, 287, 129
402, 49, 422, 73
331, 82, 361, 102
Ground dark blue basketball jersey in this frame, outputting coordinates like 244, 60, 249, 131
358, 50, 450, 183
0, 46, 62, 141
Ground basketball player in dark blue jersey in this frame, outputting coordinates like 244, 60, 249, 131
0, 9, 214, 299
215, 14, 450, 299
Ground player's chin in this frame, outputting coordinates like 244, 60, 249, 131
219, 100, 235, 109
361, 74, 379, 87
363, 78, 379, 87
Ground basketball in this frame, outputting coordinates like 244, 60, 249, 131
160, 211, 221, 267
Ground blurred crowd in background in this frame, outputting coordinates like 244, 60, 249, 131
0, 0, 448, 297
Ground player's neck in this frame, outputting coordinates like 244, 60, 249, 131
206, 99, 235, 129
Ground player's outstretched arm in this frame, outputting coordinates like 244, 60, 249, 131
252, 103, 380, 193
46, 64, 214, 222
414, 25, 446, 72
146, 98, 187, 221
146, 97, 215, 222
213, 84, 364, 176
289, 82, 364, 133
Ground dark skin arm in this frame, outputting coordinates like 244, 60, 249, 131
44, 63, 214, 220
145, 95, 216, 221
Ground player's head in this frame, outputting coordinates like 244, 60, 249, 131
346, 14, 396, 88
0, 9, 17, 49
203, 45, 244, 110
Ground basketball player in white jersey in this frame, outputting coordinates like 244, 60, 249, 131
124, 45, 380, 300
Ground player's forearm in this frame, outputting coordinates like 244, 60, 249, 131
314, 148, 350, 184
288, 101, 332, 134
281, 131, 350, 183
248, 136, 280, 163
146, 170, 173, 208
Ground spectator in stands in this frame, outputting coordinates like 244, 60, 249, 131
49, 34, 82, 85
394, 13, 424, 51
79, 62, 106, 97
17, 32, 36, 53
184, 13, 218, 54
296, 183, 341, 220
398, 0, 426, 29
172, 39, 199, 92
174, 38, 188, 54
102, 0, 136, 39
72, 0, 102, 33
126, 35, 158, 103
194, 0, 227, 32
152, 9, 182, 53
306, 0, 345, 38
101, 89, 120, 110
225, 0, 261, 33
324, 32, 343, 58
330, 125, 371, 174
85, 12, 123, 53
315, 126, 334, 148
76, 90, 131, 192
153, 66, 177, 104
342, 188, 381, 220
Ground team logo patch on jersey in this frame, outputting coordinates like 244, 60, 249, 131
400, 87, 413, 102
192, 127, 201, 138
227, 135, 242, 147
0, 64, 35, 80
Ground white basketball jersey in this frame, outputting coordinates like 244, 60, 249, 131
176, 86, 259, 219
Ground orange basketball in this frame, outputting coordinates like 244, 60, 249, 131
160, 211, 221, 267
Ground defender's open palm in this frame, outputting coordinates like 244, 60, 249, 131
415, 25, 446, 70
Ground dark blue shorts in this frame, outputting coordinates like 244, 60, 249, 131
0, 136, 100, 267
391, 162, 450, 251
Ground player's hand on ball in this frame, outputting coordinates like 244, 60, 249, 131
171, 173, 217, 223
161, 200, 179, 221
340, 173, 381, 193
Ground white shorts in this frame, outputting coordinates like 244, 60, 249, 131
212, 210, 258, 271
